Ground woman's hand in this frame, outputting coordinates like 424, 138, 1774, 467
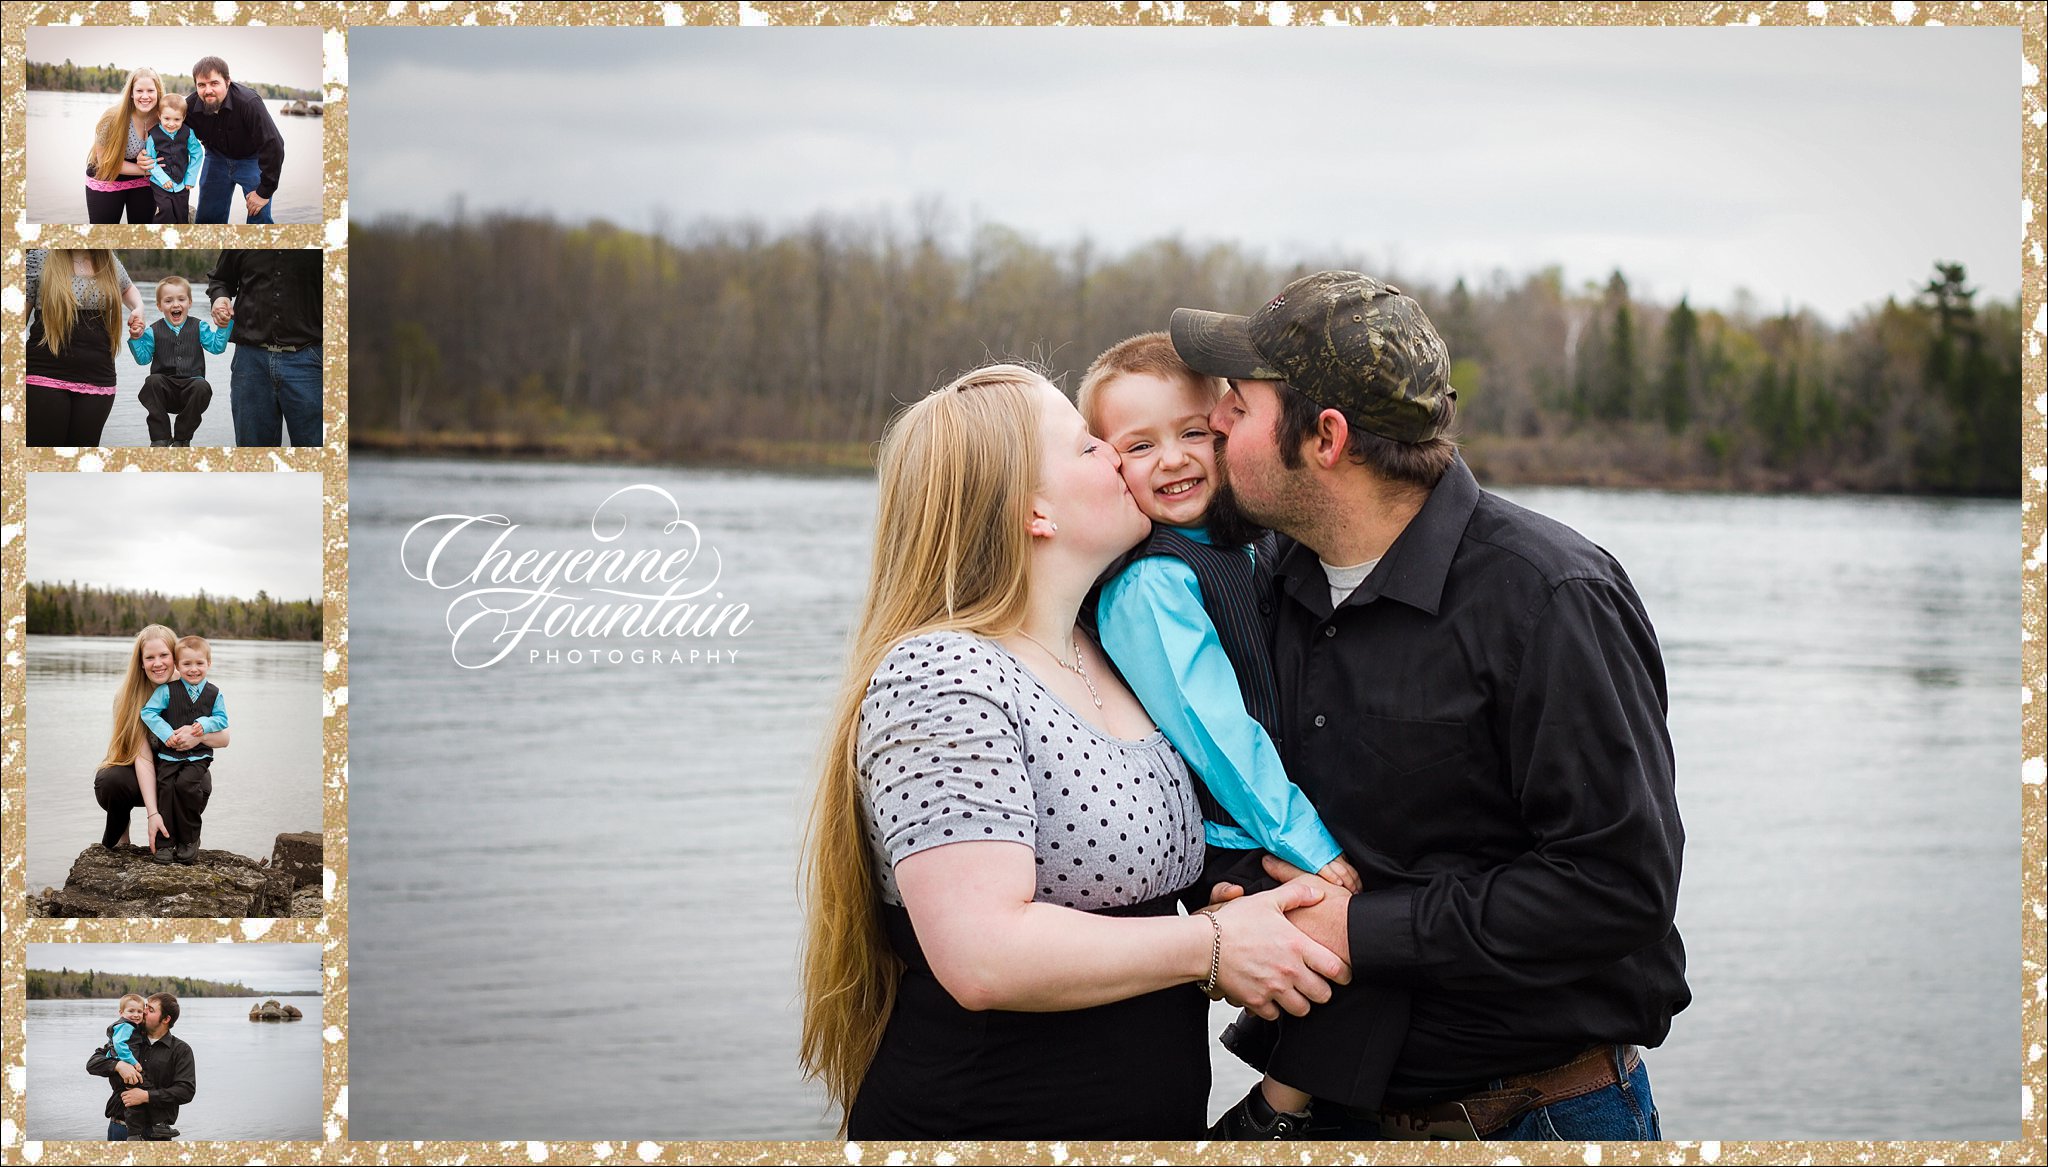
136, 152, 155, 173
146, 811, 170, 853
116, 1062, 142, 1085
127, 312, 146, 339
1207, 879, 1350, 1020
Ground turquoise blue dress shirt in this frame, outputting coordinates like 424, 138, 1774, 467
143, 130, 205, 192
141, 679, 230, 761
128, 317, 233, 365
1096, 525, 1343, 872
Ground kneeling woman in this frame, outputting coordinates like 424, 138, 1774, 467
800, 364, 1345, 1138
95, 625, 228, 856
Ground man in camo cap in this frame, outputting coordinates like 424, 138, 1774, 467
1172, 272, 1689, 1142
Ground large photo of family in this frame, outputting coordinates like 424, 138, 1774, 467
22, 26, 324, 225
24, 473, 325, 919
344, 25, 2023, 1143
23, 247, 324, 447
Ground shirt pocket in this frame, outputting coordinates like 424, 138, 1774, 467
1350, 713, 1471, 778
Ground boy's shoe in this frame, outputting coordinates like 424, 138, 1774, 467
174, 841, 199, 865
151, 846, 177, 864
148, 1124, 180, 1139
1208, 1086, 1311, 1140
172, 440, 191, 447
150, 440, 172, 447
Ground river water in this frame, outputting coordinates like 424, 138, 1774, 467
346, 455, 2020, 1141
26, 636, 325, 894
25, 90, 324, 224
25, 995, 324, 1140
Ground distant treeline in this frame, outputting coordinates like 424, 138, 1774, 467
349, 212, 2023, 495
119, 248, 220, 284
27, 60, 318, 102
27, 968, 315, 1000
27, 582, 321, 641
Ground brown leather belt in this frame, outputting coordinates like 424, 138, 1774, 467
1359, 1045, 1640, 1140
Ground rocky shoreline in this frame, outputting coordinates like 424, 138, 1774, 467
30, 832, 322, 918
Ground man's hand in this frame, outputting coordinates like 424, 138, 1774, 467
245, 191, 269, 219
1263, 855, 1353, 965
212, 298, 233, 326
115, 1062, 142, 1085
1208, 879, 1349, 1021
120, 1088, 149, 1107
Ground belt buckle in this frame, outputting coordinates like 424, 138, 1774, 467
1368, 1103, 1483, 1141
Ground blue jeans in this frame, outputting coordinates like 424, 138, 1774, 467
196, 153, 276, 224
107, 1120, 128, 1141
230, 344, 323, 446
1492, 1049, 1662, 1141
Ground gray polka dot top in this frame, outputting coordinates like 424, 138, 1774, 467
859, 630, 1204, 910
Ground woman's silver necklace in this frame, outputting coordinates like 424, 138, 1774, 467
1018, 630, 1104, 709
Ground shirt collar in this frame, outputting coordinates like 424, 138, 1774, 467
1164, 523, 1214, 545
181, 677, 207, 696
1275, 453, 1481, 618
162, 319, 185, 334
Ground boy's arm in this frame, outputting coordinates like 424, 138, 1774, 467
1097, 556, 1342, 873
199, 317, 233, 353
143, 138, 173, 190
178, 135, 204, 193
110, 1021, 140, 1066
197, 690, 228, 734
139, 685, 176, 743
128, 326, 154, 365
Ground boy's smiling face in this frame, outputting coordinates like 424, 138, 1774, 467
1094, 371, 1221, 527
177, 647, 209, 685
158, 108, 185, 135
157, 283, 190, 325
120, 998, 146, 1026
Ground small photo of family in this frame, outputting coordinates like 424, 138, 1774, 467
22, 26, 324, 224
23, 247, 324, 448
24, 943, 323, 1142
25, 473, 325, 919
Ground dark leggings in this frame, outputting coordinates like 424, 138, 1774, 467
26, 385, 116, 447
94, 764, 149, 848
85, 184, 155, 224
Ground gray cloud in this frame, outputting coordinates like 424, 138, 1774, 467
27, 474, 324, 601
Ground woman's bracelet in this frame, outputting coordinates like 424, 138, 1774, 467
1198, 908, 1223, 999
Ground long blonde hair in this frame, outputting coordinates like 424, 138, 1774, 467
90, 68, 161, 182
103, 624, 177, 769
798, 364, 1049, 1122
36, 250, 125, 361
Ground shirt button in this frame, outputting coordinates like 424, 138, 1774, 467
1324, 625, 1337, 637
1258, 601, 1273, 616
1313, 715, 1326, 728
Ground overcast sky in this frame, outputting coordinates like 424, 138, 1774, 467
25, 26, 323, 89
28, 474, 323, 600
348, 25, 2020, 323
28, 943, 321, 992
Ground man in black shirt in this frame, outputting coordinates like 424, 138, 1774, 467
185, 56, 287, 225
1172, 271, 1688, 1141
94, 992, 197, 1140
208, 249, 323, 446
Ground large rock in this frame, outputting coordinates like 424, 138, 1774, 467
31, 843, 293, 918
269, 832, 323, 891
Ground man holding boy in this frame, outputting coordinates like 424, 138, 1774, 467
183, 56, 286, 225
97, 993, 196, 1141
207, 249, 322, 446
1171, 272, 1688, 1140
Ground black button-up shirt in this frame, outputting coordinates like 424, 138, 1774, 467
1270, 455, 1689, 1103
97, 1031, 196, 1124
183, 80, 287, 199
207, 250, 322, 350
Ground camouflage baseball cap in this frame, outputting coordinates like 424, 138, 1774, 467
1170, 270, 1455, 443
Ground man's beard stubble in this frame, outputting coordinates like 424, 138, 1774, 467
1204, 439, 1271, 549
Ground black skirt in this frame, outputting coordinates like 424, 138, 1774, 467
848, 894, 1210, 1140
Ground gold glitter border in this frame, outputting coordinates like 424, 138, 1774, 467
1, 2, 2041, 1165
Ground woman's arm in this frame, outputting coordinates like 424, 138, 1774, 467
131, 749, 169, 850
896, 839, 1345, 1018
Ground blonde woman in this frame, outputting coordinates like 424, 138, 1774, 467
85, 67, 165, 223
25, 248, 144, 446
93, 625, 228, 856
800, 364, 1346, 1139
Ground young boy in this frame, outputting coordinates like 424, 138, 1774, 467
99, 993, 176, 1140
140, 636, 229, 865
128, 276, 231, 447
1080, 332, 1360, 1139
142, 93, 205, 224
